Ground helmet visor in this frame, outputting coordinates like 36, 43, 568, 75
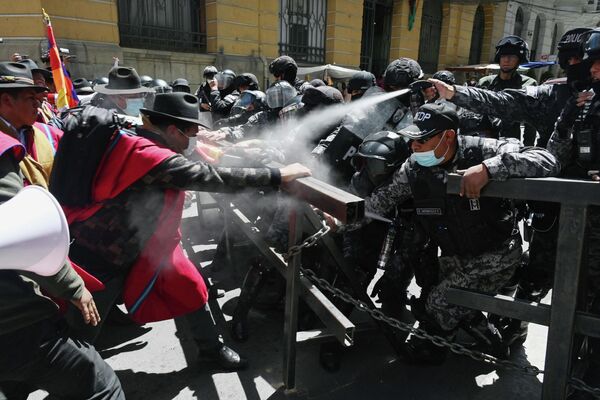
585, 31, 600, 61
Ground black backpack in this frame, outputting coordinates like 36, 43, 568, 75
50, 105, 121, 207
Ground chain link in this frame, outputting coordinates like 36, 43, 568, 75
300, 267, 544, 376
283, 217, 600, 396
284, 218, 330, 261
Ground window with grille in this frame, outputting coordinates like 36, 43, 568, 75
117, 0, 206, 53
279, 0, 326, 64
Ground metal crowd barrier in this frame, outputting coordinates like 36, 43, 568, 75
444, 174, 600, 400
194, 169, 600, 399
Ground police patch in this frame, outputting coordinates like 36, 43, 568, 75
416, 207, 443, 216
469, 198, 481, 211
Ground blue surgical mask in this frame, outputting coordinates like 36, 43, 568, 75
411, 132, 449, 167
123, 98, 145, 116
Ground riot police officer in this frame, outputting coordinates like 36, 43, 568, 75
547, 29, 600, 396
333, 102, 559, 364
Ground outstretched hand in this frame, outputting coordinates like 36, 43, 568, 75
280, 163, 311, 183
429, 78, 455, 100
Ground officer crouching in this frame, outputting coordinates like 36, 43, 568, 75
331, 102, 559, 364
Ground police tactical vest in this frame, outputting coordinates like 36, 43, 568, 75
572, 98, 600, 177
407, 136, 515, 257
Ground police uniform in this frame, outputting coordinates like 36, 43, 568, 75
546, 28, 600, 393
347, 103, 559, 362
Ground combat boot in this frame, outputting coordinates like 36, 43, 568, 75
231, 260, 267, 342
462, 312, 509, 359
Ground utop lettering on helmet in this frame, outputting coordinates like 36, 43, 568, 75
494, 35, 530, 64
557, 28, 594, 69
265, 80, 297, 109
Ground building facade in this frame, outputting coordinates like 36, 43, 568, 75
0, 0, 598, 91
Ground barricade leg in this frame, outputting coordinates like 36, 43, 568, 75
283, 204, 304, 391
542, 204, 587, 400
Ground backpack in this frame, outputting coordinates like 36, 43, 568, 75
50, 105, 121, 207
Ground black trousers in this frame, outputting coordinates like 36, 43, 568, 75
0, 318, 124, 400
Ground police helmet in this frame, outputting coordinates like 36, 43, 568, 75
265, 80, 297, 109
231, 90, 266, 115
494, 35, 529, 64
348, 71, 376, 92
215, 69, 236, 90
557, 28, 593, 69
583, 28, 600, 63
203, 65, 218, 79
171, 78, 191, 93
150, 78, 172, 93
432, 70, 456, 85
140, 75, 153, 87
352, 131, 410, 185
269, 55, 298, 83
383, 58, 424, 89
235, 73, 260, 91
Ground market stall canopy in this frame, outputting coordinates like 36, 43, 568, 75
297, 64, 361, 79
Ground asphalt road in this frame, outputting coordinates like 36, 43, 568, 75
29, 193, 549, 400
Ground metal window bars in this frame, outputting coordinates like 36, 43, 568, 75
279, 0, 326, 64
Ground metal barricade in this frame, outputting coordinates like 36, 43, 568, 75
443, 174, 600, 399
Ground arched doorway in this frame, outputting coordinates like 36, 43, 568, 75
514, 7, 524, 36
469, 5, 485, 64
530, 15, 541, 61
418, 0, 443, 73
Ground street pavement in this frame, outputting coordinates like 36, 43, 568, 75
30, 194, 549, 400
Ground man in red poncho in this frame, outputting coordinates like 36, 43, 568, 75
58, 69, 310, 371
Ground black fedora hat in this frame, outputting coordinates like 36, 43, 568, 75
17, 59, 52, 81
0, 62, 48, 92
72, 78, 94, 95
140, 92, 209, 128
95, 66, 153, 95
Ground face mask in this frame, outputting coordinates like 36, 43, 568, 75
566, 63, 590, 91
411, 132, 449, 167
183, 135, 197, 157
123, 98, 145, 116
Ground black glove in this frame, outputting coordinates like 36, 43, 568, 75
556, 95, 582, 139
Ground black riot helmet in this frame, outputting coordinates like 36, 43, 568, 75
383, 58, 424, 90
203, 65, 218, 79
348, 70, 376, 92
150, 78, 172, 93
432, 70, 456, 85
215, 69, 236, 90
583, 28, 600, 63
494, 35, 529, 64
140, 75, 153, 87
557, 28, 593, 69
269, 55, 298, 85
351, 131, 410, 186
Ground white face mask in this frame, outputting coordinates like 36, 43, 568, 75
410, 131, 449, 167
177, 128, 197, 157
123, 97, 145, 116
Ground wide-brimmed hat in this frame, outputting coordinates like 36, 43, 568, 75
398, 102, 459, 141
72, 78, 94, 95
94, 67, 153, 95
0, 62, 48, 92
140, 92, 209, 128
17, 59, 52, 81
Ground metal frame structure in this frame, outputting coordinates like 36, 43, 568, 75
443, 174, 600, 399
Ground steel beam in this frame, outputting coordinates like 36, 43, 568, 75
542, 205, 587, 400
446, 175, 600, 206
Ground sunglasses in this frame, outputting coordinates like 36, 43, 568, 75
410, 130, 445, 145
